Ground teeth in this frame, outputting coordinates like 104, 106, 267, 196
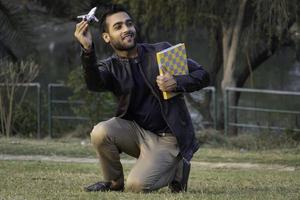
123, 34, 132, 39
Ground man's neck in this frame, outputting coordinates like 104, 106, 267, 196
115, 46, 138, 59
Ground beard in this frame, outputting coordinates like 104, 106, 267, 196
110, 39, 136, 51
110, 32, 137, 51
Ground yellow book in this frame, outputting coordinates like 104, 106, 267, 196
156, 43, 189, 100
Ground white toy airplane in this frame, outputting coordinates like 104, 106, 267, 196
77, 7, 99, 22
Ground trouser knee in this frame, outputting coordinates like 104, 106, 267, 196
90, 122, 110, 148
125, 176, 156, 193
125, 178, 146, 193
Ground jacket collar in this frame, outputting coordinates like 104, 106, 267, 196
111, 44, 141, 62
110, 44, 161, 97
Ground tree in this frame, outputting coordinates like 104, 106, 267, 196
0, 0, 38, 60
0, 0, 98, 60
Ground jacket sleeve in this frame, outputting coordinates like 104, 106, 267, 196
173, 59, 210, 93
81, 46, 115, 92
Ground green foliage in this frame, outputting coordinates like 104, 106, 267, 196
13, 100, 37, 137
114, 0, 297, 57
114, 0, 193, 42
67, 66, 117, 126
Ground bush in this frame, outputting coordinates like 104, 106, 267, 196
0, 59, 39, 137
67, 66, 117, 128
13, 101, 37, 137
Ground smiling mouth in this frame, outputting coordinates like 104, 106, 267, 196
122, 33, 134, 40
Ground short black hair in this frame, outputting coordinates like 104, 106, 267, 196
99, 4, 132, 33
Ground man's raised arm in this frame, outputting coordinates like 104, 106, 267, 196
74, 20, 114, 92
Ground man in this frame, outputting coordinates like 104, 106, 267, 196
74, 4, 209, 193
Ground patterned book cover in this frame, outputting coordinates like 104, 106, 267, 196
156, 43, 189, 100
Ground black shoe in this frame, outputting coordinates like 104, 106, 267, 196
169, 180, 184, 193
84, 182, 124, 192
169, 159, 191, 193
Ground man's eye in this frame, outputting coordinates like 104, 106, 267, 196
128, 22, 133, 26
114, 25, 121, 30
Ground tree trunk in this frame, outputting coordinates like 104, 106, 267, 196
5, 85, 16, 137
210, 28, 224, 86
220, 0, 247, 135
0, 94, 6, 135
211, 29, 225, 129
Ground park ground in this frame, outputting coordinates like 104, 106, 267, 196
0, 137, 299, 200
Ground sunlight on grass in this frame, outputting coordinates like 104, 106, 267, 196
0, 160, 299, 200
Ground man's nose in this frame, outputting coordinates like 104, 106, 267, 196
122, 25, 130, 32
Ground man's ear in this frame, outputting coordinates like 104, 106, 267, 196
102, 32, 110, 44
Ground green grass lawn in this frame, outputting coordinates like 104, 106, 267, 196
0, 138, 300, 166
0, 160, 299, 200
0, 138, 300, 199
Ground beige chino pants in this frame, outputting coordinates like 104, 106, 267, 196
90, 117, 182, 192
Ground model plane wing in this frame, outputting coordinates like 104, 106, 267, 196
77, 7, 98, 23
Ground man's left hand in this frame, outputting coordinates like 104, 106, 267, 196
156, 67, 177, 92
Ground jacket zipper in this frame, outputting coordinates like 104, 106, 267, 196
137, 63, 175, 135
119, 60, 132, 117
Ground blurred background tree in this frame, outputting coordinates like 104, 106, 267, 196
0, 0, 37, 60
0, 0, 299, 137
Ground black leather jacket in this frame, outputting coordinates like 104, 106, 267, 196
81, 42, 210, 161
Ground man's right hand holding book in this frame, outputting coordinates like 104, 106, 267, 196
156, 66, 177, 92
